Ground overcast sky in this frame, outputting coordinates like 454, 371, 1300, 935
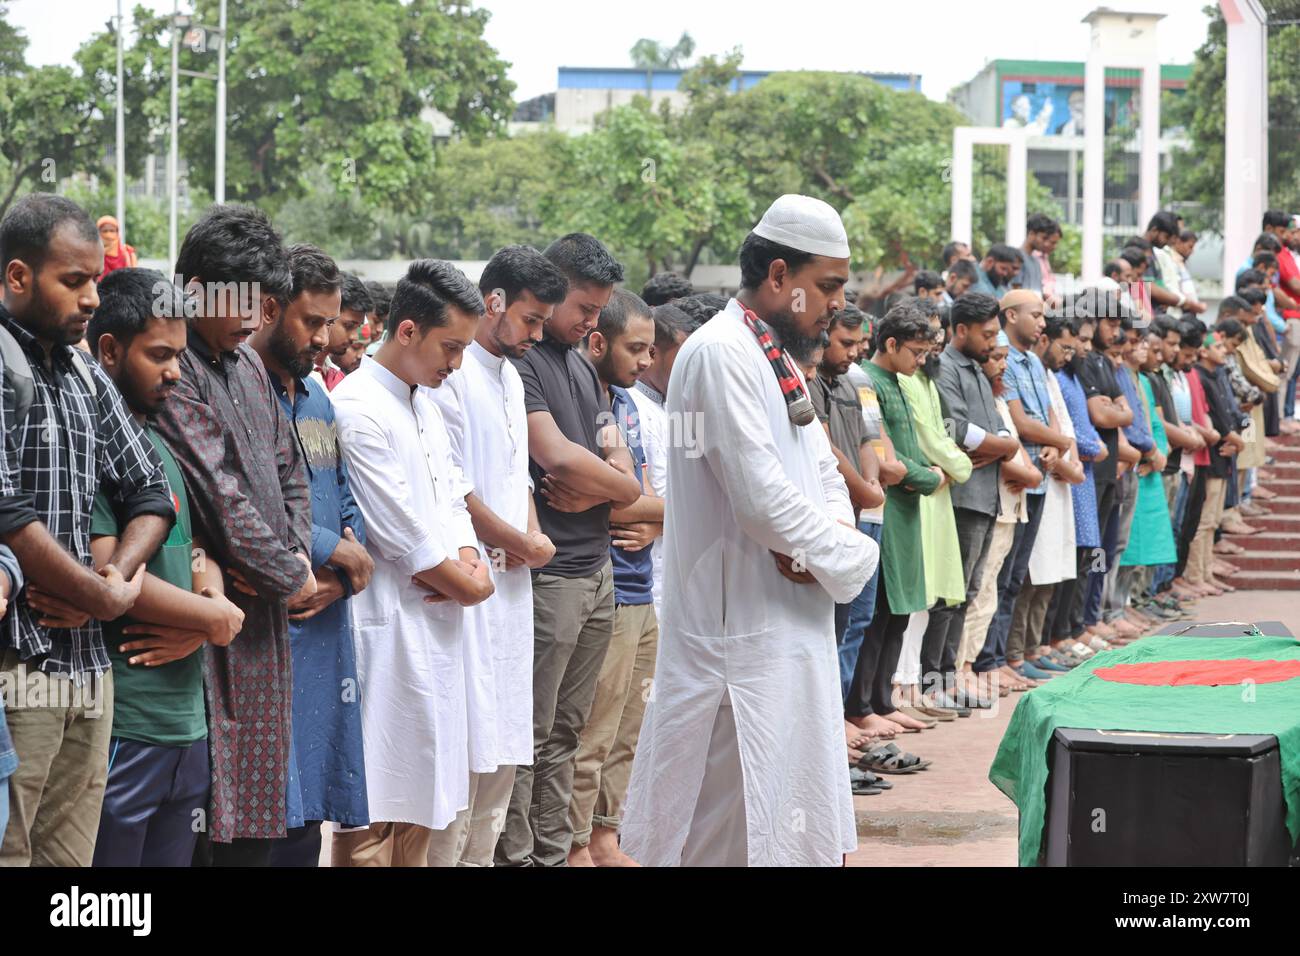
9, 0, 1213, 102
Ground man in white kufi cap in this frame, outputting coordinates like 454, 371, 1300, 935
619, 195, 879, 866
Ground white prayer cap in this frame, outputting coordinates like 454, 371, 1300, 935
751, 194, 851, 259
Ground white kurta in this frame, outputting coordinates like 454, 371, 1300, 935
1028, 371, 1078, 586
332, 357, 477, 830
628, 382, 668, 618
620, 299, 879, 867
428, 341, 534, 771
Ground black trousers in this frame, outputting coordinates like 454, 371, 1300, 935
920, 508, 996, 693
194, 835, 275, 867
269, 822, 323, 867
1177, 468, 1208, 577
844, 568, 908, 719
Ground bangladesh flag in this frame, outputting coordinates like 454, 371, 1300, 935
990, 634, 1300, 866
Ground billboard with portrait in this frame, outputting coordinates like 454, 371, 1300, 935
1000, 80, 1140, 136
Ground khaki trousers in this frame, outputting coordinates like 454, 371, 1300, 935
569, 601, 658, 846
426, 765, 517, 867
1186, 477, 1227, 584
956, 521, 1016, 670
0, 650, 113, 867
331, 821, 431, 867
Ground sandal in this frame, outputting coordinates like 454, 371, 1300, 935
850, 767, 882, 795
855, 743, 932, 775
848, 765, 893, 791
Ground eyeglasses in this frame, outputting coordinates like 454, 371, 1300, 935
900, 343, 931, 360
1058, 344, 1077, 356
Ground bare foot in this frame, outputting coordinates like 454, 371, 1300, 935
847, 713, 899, 739
568, 845, 596, 867
879, 709, 927, 731
588, 827, 641, 867
845, 720, 875, 750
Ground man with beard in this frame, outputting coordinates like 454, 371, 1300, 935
150, 204, 317, 867
0, 195, 173, 867
496, 234, 642, 868
424, 245, 563, 866
312, 274, 371, 391
86, 268, 244, 867
925, 292, 1020, 704
248, 245, 375, 867
622, 196, 878, 866
974, 290, 1073, 686
568, 290, 659, 867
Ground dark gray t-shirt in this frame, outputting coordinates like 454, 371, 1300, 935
810, 373, 867, 476
513, 335, 612, 578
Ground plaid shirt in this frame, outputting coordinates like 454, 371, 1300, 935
0, 305, 174, 679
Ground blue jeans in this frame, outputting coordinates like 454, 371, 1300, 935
838, 520, 883, 700
1286, 364, 1298, 419
0, 775, 8, 842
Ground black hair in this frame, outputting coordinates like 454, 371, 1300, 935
340, 273, 374, 315
1146, 210, 1180, 236
0, 193, 100, 273
985, 243, 1023, 265
738, 233, 816, 291
950, 292, 1000, 331
1253, 232, 1282, 253
389, 259, 485, 333
1103, 259, 1127, 280
87, 267, 184, 357
1218, 295, 1250, 318
1252, 252, 1279, 271
479, 244, 569, 308
1151, 314, 1180, 337
1177, 318, 1205, 350
1263, 210, 1292, 230
1179, 229, 1198, 243
595, 288, 652, 342
1044, 314, 1079, 340
1124, 236, 1152, 251
828, 303, 867, 332
174, 203, 292, 303
543, 233, 624, 288
873, 301, 932, 353
1239, 287, 1268, 307
286, 243, 342, 300
913, 270, 943, 294
674, 292, 726, 327
948, 259, 979, 282
941, 241, 968, 268
1215, 317, 1245, 341
1119, 247, 1147, 269
1026, 213, 1061, 237
641, 271, 694, 307
1236, 268, 1267, 291
365, 280, 392, 318
650, 303, 692, 347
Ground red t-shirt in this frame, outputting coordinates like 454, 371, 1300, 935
1186, 368, 1211, 467
1278, 247, 1300, 319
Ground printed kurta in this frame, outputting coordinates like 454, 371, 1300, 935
428, 341, 534, 771
332, 358, 477, 830
151, 332, 311, 843
271, 371, 369, 827
621, 299, 878, 867
898, 369, 969, 606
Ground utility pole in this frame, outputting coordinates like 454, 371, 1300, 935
168, 0, 180, 268
114, 0, 126, 235
215, 0, 227, 203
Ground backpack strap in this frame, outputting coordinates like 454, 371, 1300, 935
0, 323, 34, 430
68, 348, 98, 402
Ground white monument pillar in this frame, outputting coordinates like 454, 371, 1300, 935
1221, 0, 1268, 292
950, 126, 1028, 251
1080, 8, 1165, 284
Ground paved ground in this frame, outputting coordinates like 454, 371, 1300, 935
845, 590, 1300, 867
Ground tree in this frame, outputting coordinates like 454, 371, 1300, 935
1168, 1, 1300, 231
167, 0, 515, 211
630, 32, 695, 69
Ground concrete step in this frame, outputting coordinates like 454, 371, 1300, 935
1220, 568, 1300, 590
1227, 551, 1300, 572
1232, 512, 1300, 534
1225, 532, 1300, 552
1253, 480, 1300, 497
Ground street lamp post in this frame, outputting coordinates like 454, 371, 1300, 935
215, 0, 227, 204
167, 1, 180, 269
114, 0, 126, 236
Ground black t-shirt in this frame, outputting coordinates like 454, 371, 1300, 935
1145, 370, 1182, 474
512, 335, 612, 578
1076, 352, 1122, 484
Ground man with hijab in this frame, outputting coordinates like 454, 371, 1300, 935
620, 195, 879, 867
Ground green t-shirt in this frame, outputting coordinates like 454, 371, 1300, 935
90, 428, 206, 746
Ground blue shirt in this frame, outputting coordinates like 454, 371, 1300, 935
609, 387, 653, 605
0, 547, 24, 781
1056, 370, 1101, 548
1115, 365, 1155, 453
1003, 344, 1053, 495
1238, 257, 1288, 333
271, 371, 370, 828
972, 267, 1008, 299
